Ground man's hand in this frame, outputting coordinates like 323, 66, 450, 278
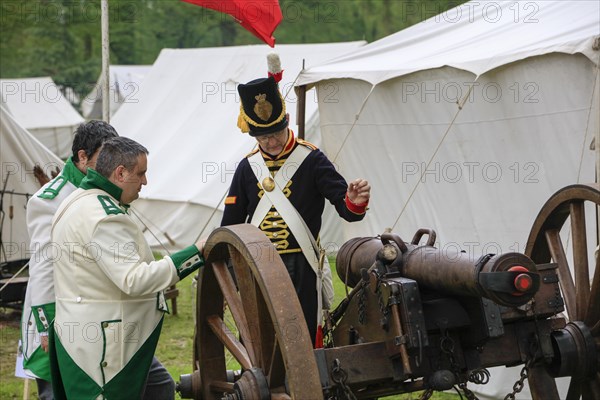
195, 237, 207, 255
41, 334, 49, 353
33, 165, 50, 187
175, 240, 207, 280
32, 165, 61, 187
347, 178, 371, 205
172, 241, 208, 280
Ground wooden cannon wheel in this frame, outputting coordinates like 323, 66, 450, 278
525, 183, 600, 400
192, 224, 322, 400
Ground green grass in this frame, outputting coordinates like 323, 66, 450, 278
0, 260, 459, 399
0, 310, 25, 400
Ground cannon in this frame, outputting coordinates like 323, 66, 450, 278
178, 184, 600, 400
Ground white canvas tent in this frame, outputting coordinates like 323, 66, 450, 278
296, 1, 599, 398
296, 1, 599, 248
111, 42, 365, 252
0, 77, 84, 159
81, 65, 152, 120
0, 104, 63, 264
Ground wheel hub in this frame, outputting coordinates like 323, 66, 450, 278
548, 321, 598, 379
226, 368, 270, 400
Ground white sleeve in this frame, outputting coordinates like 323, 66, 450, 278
92, 213, 179, 297
26, 194, 58, 307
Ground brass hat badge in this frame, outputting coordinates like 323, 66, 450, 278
254, 94, 273, 121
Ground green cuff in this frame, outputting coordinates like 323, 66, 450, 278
170, 245, 204, 280
170, 245, 200, 266
32, 302, 55, 333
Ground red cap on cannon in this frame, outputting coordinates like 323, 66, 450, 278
509, 266, 533, 295
478, 253, 540, 307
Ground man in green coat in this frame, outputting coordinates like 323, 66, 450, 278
50, 137, 205, 399
22, 121, 118, 399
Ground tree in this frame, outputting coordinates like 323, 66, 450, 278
0, 0, 466, 111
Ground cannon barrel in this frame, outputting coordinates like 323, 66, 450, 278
337, 233, 540, 307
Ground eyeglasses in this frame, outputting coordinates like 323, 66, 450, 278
256, 130, 287, 144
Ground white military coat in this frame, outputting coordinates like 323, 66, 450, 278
50, 169, 201, 399
21, 158, 84, 381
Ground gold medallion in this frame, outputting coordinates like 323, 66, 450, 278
254, 93, 273, 121
262, 177, 275, 192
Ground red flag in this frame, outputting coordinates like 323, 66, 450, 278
183, 0, 283, 47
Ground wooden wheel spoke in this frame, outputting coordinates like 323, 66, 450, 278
525, 184, 600, 400
582, 384, 593, 400
231, 246, 265, 367
590, 373, 600, 399
213, 258, 258, 365
271, 393, 292, 400
569, 201, 591, 320
545, 229, 577, 318
586, 251, 600, 327
591, 321, 600, 336
196, 225, 325, 399
255, 285, 277, 371
208, 380, 234, 393
267, 338, 286, 387
206, 314, 252, 370
566, 379, 582, 400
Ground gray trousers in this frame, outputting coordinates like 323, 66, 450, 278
141, 357, 175, 400
36, 378, 53, 400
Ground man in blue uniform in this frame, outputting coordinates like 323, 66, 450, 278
221, 75, 371, 345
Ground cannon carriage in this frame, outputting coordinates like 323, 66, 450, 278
179, 184, 600, 400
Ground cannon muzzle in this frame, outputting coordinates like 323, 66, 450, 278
337, 231, 540, 307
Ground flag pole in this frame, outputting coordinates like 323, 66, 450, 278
101, 0, 110, 122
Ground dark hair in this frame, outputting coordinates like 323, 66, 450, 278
95, 137, 149, 178
71, 120, 119, 163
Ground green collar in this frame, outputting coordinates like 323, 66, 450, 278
80, 168, 123, 203
63, 157, 86, 187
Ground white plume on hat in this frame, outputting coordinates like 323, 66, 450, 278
267, 52, 283, 82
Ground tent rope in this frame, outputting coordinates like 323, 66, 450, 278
331, 86, 375, 164
130, 207, 172, 256
565, 57, 600, 253
576, 59, 600, 184
390, 81, 477, 231
193, 188, 231, 243
282, 62, 303, 102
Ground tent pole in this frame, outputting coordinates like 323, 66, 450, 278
101, 0, 110, 123
297, 85, 307, 140
592, 61, 600, 246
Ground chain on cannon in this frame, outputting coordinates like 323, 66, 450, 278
504, 362, 530, 400
329, 359, 358, 400
438, 331, 479, 400
504, 333, 540, 400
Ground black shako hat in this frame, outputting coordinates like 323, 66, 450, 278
237, 76, 288, 137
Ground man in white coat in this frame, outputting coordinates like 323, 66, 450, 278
21, 120, 118, 399
50, 136, 205, 400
